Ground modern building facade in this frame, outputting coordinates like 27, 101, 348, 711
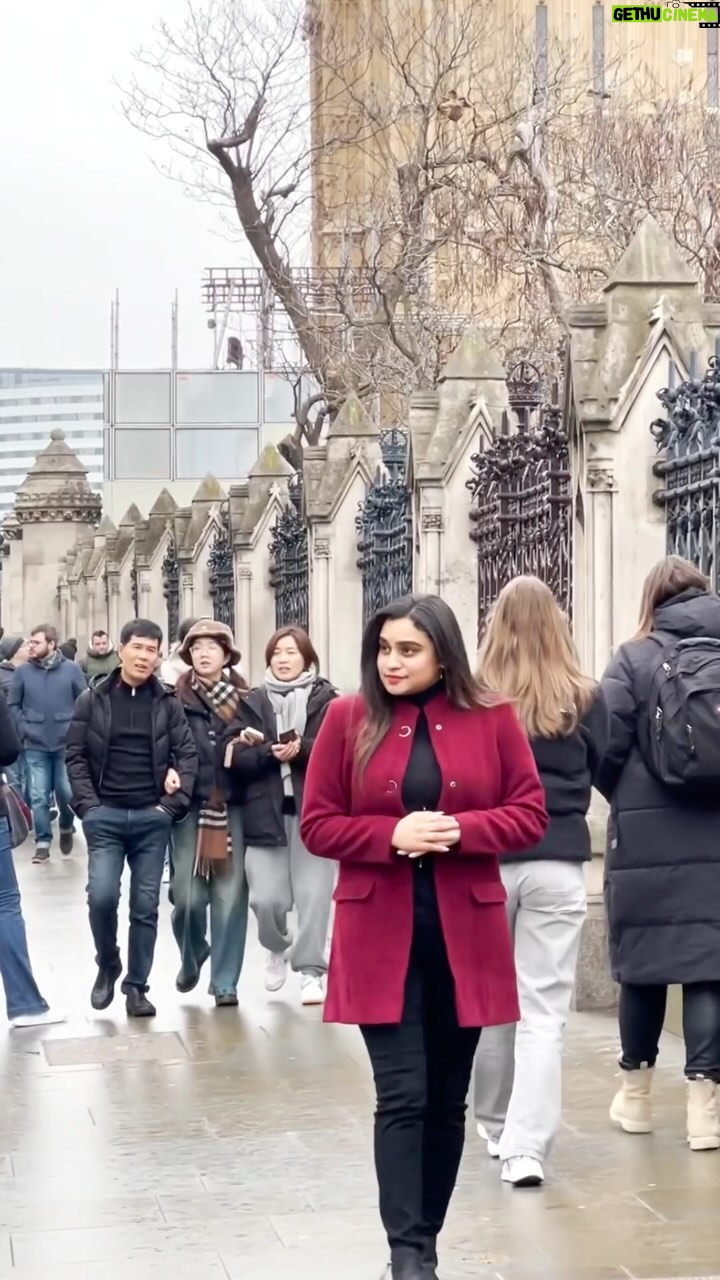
0, 369, 103, 521
102, 368, 304, 520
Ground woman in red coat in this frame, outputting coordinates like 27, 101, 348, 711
300, 594, 547, 1280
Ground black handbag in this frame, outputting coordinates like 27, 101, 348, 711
3, 783, 30, 848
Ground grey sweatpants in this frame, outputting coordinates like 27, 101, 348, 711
472, 860, 586, 1163
245, 814, 335, 977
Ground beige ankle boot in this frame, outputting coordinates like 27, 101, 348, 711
610, 1066, 654, 1134
686, 1078, 720, 1151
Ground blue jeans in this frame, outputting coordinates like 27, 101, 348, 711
84, 805, 172, 993
0, 816, 48, 1020
5, 753, 29, 810
170, 807, 248, 996
25, 749, 75, 847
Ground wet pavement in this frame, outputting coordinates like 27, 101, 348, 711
2, 838, 720, 1280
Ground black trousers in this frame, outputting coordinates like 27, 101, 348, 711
619, 982, 720, 1082
361, 880, 480, 1257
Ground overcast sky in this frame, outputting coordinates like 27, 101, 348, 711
0, 0, 244, 370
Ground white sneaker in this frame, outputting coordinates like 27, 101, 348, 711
301, 975, 326, 1006
10, 1009, 67, 1030
476, 1121, 500, 1159
501, 1156, 544, 1188
265, 951, 289, 993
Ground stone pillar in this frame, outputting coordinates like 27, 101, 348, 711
420, 508, 443, 597
139, 572, 151, 620
59, 586, 70, 638
587, 460, 616, 680
2, 526, 25, 634
574, 458, 618, 1012
68, 585, 78, 639
108, 576, 120, 642
313, 538, 331, 675
181, 574, 194, 621
86, 585, 96, 639
236, 566, 252, 675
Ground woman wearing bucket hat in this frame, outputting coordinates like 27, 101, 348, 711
228, 626, 338, 1006
172, 619, 251, 1007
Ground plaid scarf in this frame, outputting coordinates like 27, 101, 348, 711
190, 673, 243, 879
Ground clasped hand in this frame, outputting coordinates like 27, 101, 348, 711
392, 810, 461, 857
271, 739, 300, 763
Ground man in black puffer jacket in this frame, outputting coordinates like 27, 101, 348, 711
66, 618, 197, 1020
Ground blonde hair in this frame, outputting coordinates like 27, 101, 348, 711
477, 576, 596, 738
633, 555, 709, 640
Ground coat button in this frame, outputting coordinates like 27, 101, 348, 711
387, 779, 398, 791
435, 724, 443, 731
449, 781, 457, 788
399, 726, 412, 738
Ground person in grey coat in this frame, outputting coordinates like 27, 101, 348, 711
8, 624, 85, 863
597, 555, 720, 1153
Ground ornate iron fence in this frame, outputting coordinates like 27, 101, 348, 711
130, 558, 139, 618
650, 355, 720, 584
467, 361, 572, 640
356, 428, 413, 625
161, 536, 180, 644
208, 513, 235, 628
268, 473, 309, 631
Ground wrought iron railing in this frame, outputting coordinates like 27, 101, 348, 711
356, 428, 413, 626
268, 474, 309, 631
161, 536, 180, 644
650, 354, 720, 584
208, 514, 235, 629
467, 361, 572, 640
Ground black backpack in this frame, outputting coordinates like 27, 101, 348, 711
644, 635, 720, 794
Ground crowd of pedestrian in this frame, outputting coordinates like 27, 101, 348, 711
0, 554, 719, 1280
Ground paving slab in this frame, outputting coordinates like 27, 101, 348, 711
2, 838, 719, 1280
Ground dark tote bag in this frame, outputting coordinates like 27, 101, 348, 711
3, 783, 31, 848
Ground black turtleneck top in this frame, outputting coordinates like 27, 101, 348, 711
400, 682, 443, 814
398, 681, 446, 947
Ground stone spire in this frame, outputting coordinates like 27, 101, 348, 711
14, 428, 101, 525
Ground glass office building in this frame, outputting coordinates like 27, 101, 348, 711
103, 369, 302, 519
0, 369, 104, 520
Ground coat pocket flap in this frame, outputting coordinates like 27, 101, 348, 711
469, 881, 507, 905
333, 878, 375, 903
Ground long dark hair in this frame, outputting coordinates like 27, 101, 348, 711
355, 594, 496, 775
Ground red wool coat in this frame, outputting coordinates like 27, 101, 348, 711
300, 691, 548, 1027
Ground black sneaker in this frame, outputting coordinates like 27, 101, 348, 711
31, 846, 50, 865
125, 989, 156, 1018
59, 829, 75, 856
90, 962, 122, 1011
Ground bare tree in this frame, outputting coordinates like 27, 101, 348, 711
124, 0, 720, 444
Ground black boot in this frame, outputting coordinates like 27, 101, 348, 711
90, 962, 122, 1011
421, 1240, 439, 1277
389, 1247, 425, 1279
125, 988, 156, 1018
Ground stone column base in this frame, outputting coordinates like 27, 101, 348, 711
573, 893, 618, 1012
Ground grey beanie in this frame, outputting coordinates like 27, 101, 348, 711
0, 635, 24, 662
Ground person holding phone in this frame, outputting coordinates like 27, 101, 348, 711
228, 627, 338, 1005
171, 619, 251, 1007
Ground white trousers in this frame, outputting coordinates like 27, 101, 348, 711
472, 860, 587, 1163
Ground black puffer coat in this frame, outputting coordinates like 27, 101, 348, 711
597, 588, 720, 985
174, 671, 249, 807
229, 677, 338, 846
65, 671, 198, 820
